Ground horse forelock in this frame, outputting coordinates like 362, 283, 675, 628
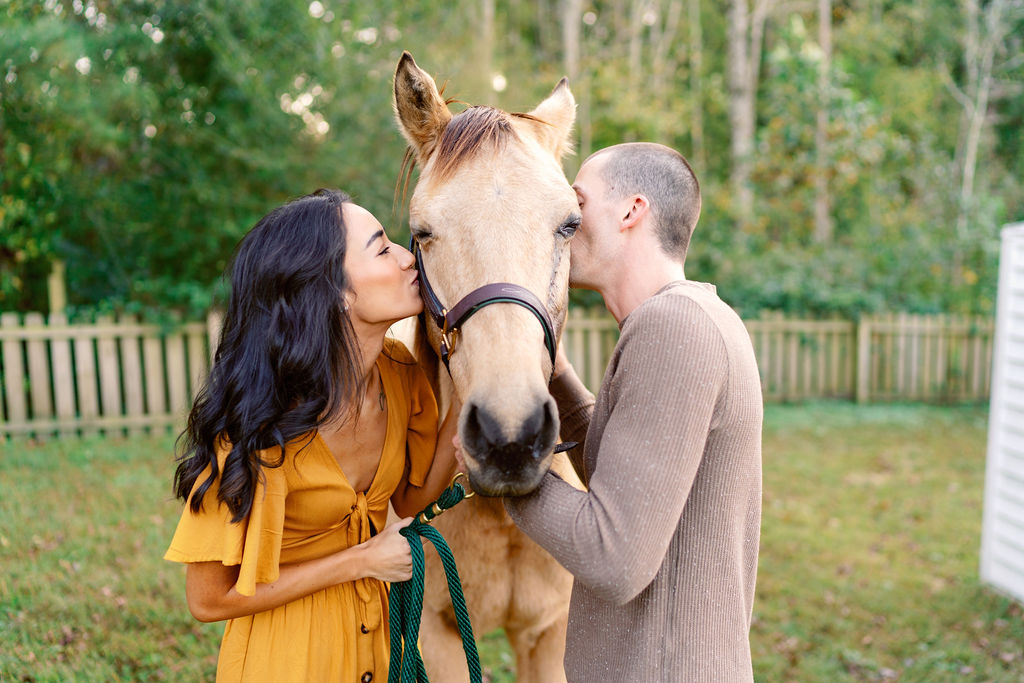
430, 107, 553, 183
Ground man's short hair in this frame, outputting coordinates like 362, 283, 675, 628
591, 142, 701, 261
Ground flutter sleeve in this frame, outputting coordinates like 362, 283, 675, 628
163, 445, 287, 597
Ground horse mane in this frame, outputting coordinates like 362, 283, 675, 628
433, 106, 528, 182
396, 107, 552, 208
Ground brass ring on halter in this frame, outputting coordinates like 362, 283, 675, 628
442, 327, 458, 357
441, 310, 459, 358
451, 471, 475, 499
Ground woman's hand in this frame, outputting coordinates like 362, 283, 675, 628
358, 517, 414, 583
452, 434, 467, 473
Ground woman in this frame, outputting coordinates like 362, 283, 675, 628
164, 189, 458, 682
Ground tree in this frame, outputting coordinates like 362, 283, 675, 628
727, 0, 774, 230
944, 0, 1024, 283
812, 0, 833, 243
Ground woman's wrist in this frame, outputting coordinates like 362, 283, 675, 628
333, 543, 369, 584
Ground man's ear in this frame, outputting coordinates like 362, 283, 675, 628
619, 195, 651, 232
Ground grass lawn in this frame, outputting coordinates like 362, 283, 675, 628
1, 403, 1022, 681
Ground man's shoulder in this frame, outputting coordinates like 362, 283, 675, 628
625, 280, 736, 333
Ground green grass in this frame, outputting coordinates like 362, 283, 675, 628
2, 404, 1022, 681
753, 403, 1023, 682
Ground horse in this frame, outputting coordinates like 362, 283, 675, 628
392, 52, 582, 682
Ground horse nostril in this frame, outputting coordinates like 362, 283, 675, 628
463, 400, 504, 451
521, 398, 559, 458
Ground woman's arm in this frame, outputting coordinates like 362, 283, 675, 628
390, 397, 462, 517
185, 517, 413, 622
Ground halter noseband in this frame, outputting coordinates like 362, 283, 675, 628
411, 238, 557, 373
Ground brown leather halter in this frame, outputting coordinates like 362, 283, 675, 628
410, 238, 557, 374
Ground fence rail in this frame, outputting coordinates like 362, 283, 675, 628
0, 309, 995, 439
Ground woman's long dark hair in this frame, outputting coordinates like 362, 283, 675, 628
174, 189, 362, 522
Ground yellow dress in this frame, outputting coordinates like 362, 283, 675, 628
164, 339, 438, 683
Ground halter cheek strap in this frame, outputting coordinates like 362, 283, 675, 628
411, 238, 558, 373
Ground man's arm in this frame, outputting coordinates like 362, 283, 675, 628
507, 297, 725, 605
549, 353, 595, 481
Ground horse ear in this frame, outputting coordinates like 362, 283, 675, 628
525, 78, 576, 160
393, 51, 453, 165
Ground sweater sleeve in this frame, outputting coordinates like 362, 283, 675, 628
506, 295, 726, 605
548, 365, 595, 482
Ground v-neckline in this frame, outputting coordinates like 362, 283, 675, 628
316, 357, 393, 496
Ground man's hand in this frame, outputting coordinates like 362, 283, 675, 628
553, 341, 572, 380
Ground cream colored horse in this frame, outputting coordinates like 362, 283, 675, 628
393, 53, 581, 682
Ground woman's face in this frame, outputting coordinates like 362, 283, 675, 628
342, 203, 422, 327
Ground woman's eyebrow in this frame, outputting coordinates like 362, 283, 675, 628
364, 229, 384, 249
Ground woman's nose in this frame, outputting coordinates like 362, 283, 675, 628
398, 245, 416, 270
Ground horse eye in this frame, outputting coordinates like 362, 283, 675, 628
557, 216, 580, 238
411, 225, 434, 242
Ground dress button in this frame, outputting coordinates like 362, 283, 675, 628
360, 623, 369, 634
361, 672, 373, 682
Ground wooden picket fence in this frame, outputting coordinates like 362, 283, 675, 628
0, 311, 222, 439
744, 312, 994, 403
0, 309, 995, 439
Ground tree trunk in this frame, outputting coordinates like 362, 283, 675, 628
951, 0, 1020, 282
813, 0, 834, 243
651, 0, 685, 142
727, 0, 755, 229
562, 0, 590, 161
689, 0, 706, 173
480, 0, 496, 105
562, 0, 582, 82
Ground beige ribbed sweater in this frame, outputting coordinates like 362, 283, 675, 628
505, 280, 763, 682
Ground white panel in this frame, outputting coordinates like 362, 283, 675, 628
982, 222, 1024, 605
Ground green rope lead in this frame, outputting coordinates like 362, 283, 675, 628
388, 477, 482, 683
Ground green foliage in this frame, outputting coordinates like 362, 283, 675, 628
1, 0, 1023, 317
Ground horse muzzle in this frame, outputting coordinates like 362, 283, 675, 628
459, 395, 559, 496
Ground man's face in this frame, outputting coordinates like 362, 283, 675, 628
569, 154, 618, 289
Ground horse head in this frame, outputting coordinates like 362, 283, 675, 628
394, 52, 578, 497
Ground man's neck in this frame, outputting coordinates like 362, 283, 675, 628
600, 258, 686, 324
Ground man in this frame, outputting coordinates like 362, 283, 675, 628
504, 142, 763, 681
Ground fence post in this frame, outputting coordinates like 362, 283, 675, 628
856, 316, 871, 404
206, 309, 224, 365
49, 312, 76, 438
1, 312, 27, 438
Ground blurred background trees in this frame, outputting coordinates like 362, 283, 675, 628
2, 0, 1022, 319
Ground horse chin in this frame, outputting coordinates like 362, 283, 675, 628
463, 453, 552, 497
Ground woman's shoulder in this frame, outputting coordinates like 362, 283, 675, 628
380, 337, 436, 405
212, 434, 313, 482
382, 336, 416, 362
381, 337, 422, 377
